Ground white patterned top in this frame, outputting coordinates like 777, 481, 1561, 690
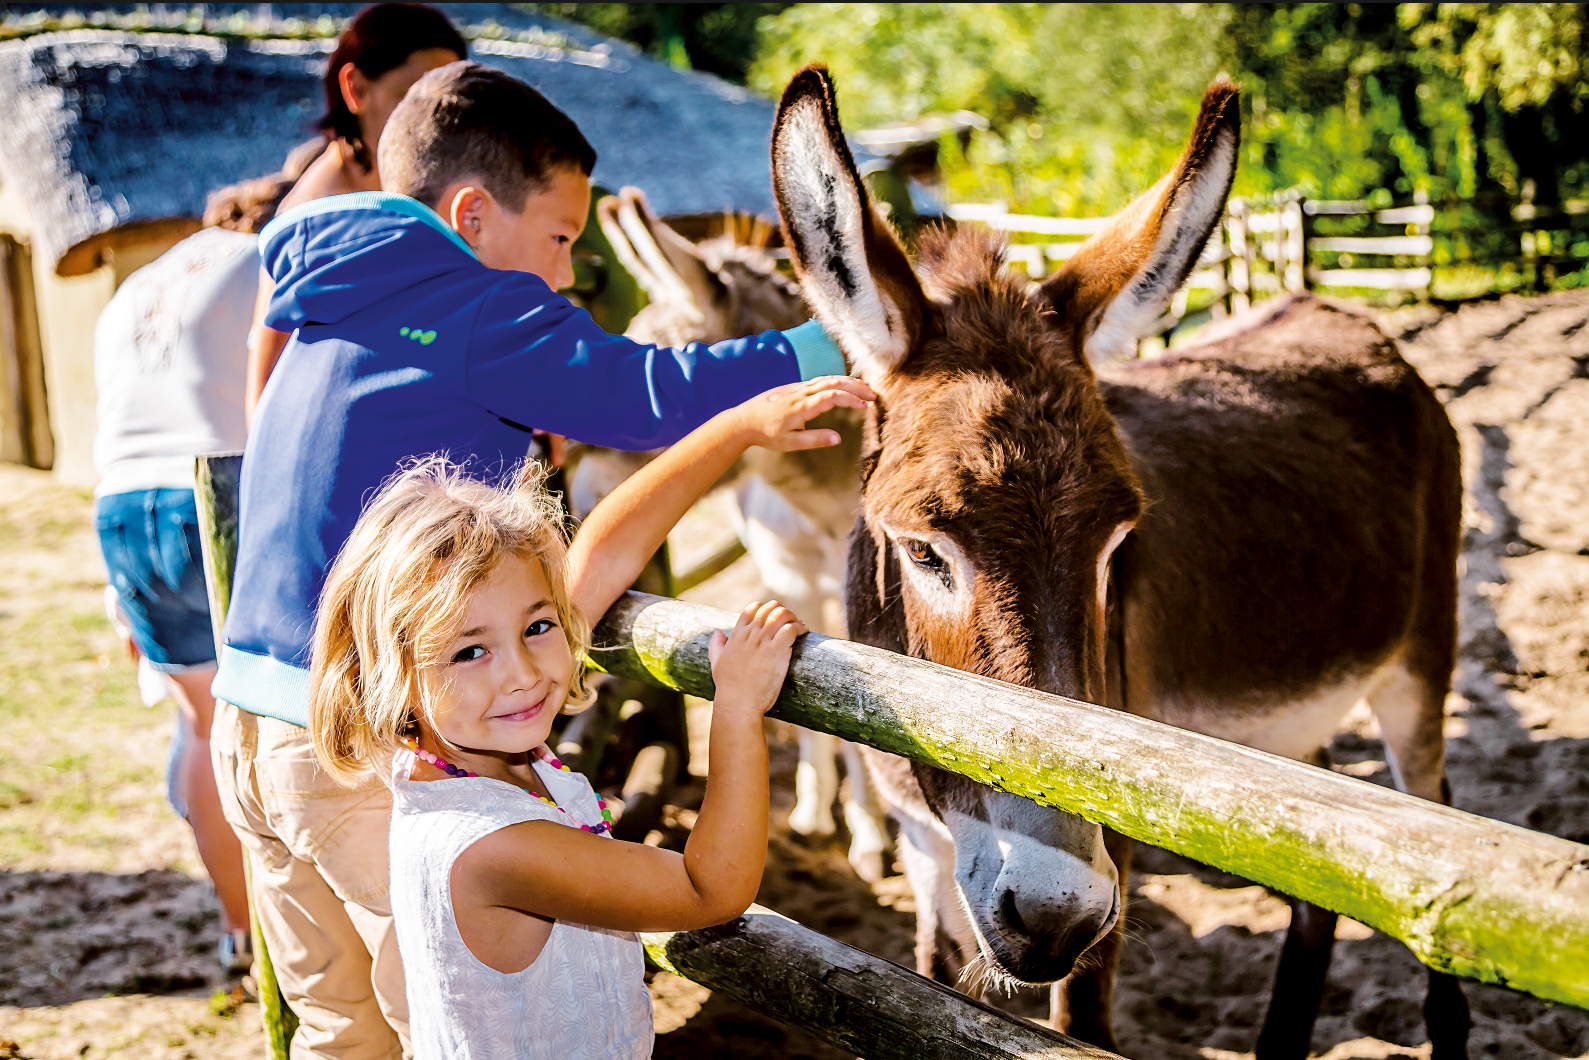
389, 749, 654, 1060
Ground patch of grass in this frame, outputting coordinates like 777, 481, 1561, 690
0, 469, 188, 871
70, 611, 108, 635
0, 780, 31, 809
0, 823, 44, 855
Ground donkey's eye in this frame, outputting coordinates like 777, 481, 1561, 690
901, 538, 955, 591
902, 539, 943, 570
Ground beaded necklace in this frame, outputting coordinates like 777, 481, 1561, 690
405, 738, 614, 836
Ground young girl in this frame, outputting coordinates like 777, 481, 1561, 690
308, 373, 873, 1058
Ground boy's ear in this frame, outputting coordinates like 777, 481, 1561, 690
445, 186, 490, 247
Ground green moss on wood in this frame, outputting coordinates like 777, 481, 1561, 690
593, 592, 1589, 1011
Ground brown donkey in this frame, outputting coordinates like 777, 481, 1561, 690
770, 68, 1471, 1058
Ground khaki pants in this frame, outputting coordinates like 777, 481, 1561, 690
212, 701, 409, 1060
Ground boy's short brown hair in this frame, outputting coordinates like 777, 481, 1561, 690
378, 62, 597, 212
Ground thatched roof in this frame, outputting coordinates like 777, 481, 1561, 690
0, 5, 785, 275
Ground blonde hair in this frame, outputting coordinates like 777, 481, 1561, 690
309, 457, 593, 786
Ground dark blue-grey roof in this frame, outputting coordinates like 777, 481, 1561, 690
0, 5, 781, 274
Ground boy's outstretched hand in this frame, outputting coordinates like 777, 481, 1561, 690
732, 376, 874, 451
708, 601, 807, 715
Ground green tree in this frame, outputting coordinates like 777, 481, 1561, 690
1402, 2, 1589, 207
745, 3, 1588, 219
749, 3, 1232, 215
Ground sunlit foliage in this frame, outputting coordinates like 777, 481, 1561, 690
749, 3, 1231, 215
745, 3, 1589, 218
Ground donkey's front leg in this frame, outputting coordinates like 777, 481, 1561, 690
840, 740, 888, 881
1051, 827, 1131, 1051
788, 728, 839, 839
894, 815, 979, 987
1255, 897, 1339, 1060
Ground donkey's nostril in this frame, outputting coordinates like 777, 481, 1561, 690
997, 888, 1031, 942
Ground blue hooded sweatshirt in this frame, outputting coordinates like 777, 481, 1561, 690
212, 192, 843, 725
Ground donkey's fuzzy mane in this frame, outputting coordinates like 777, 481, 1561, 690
912, 224, 1081, 379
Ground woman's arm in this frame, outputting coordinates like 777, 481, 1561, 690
245, 269, 289, 426
453, 600, 801, 931
564, 375, 872, 622
246, 145, 372, 426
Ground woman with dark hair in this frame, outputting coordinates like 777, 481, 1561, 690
245, 4, 464, 420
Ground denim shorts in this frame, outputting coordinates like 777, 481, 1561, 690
96, 489, 218, 672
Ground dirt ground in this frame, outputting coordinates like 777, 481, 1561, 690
4, 291, 1589, 1059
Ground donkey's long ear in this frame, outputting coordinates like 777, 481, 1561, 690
598, 189, 704, 322
1041, 77, 1240, 362
772, 66, 926, 382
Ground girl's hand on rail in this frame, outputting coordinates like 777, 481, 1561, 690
731, 376, 873, 452
708, 600, 806, 716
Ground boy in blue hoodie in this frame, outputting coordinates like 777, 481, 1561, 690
209, 62, 844, 1058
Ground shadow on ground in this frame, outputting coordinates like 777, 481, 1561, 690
0, 869, 226, 1008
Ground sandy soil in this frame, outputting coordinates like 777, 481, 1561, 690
3, 292, 1589, 1059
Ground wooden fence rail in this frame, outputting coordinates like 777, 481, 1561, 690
591, 591, 1589, 1011
947, 192, 1437, 341
642, 906, 1117, 1059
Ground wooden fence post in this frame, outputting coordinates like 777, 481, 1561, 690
1412, 189, 1432, 301
193, 453, 298, 1060
1225, 199, 1251, 313
590, 591, 1589, 1011
1283, 198, 1306, 293
644, 905, 1121, 1059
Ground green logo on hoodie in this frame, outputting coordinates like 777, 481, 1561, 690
399, 326, 437, 345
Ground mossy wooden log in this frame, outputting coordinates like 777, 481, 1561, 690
194, 452, 298, 1060
592, 592, 1589, 1010
642, 905, 1119, 1059
192, 452, 243, 652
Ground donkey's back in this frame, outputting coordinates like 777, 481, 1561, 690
1099, 293, 1461, 773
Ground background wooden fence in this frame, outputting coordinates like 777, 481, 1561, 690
946, 190, 1589, 353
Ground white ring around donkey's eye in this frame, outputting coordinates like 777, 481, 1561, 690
883, 525, 969, 600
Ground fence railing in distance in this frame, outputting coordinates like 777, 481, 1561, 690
948, 192, 1437, 346
1303, 196, 1432, 296
643, 905, 1120, 1059
591, 591, 1589, 1012
944, 203, 1106, 279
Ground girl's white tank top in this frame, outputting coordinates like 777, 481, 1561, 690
388, 748, 654, 1059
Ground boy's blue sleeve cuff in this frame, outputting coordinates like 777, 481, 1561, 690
781, 319, 848, 381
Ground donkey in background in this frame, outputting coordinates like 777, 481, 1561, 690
770, 66, 1472, 1059
568, 188, 891, 881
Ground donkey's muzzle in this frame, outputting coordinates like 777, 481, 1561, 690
992, 882, 1120, 983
